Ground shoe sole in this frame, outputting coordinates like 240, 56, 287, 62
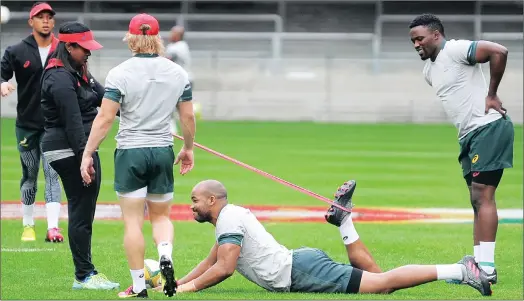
21, 237, 36, 242
45, 237, 64, 243
160, 256, 176, 297
334, 180, 356, 203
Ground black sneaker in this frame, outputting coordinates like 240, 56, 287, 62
159, 255, 177, 297
324, 180, 356, 227
459, 255, 492, 296
118, 286, 148, 298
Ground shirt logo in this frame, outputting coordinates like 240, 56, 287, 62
19, 137, 28, 147
472, 154, 479, 164
23, 61, 30, 68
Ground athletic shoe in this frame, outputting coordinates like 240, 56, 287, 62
45, 227, 64, 243
21, 225, 36, 242
325, 180, 356, 227
486, 269, 497, 284
459, 255, 492, 296
159, 255, 177, 297
446, 255, 474, 285
118, 286, 148, 298
447, 256, 498, 286
72, 272, 120, 290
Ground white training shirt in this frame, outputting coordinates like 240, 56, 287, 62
165, 41, 192, 80
422, 39, 502, 139
38, 44, 51, 67
215, 204, 293, 292
104, 54, 192, 149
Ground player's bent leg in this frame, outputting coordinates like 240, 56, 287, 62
146, 195, 177, 297
40, 146, 64, 243
325, 180, 381, 272
19, 148, 40, 241
117, 188, 149, 298
345, 239, 381, 273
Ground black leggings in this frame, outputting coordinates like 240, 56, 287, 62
49, 152, 102, 281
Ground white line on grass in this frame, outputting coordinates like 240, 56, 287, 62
1, 248, 56, 252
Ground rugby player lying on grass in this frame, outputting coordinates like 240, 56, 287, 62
172, 179, 492, 296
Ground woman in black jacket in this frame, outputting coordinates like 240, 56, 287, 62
40, 21, 119, 290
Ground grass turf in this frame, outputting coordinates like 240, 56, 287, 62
1, 118, 522, 299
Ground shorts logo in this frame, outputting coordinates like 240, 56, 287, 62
472, 154, 479, 164
23, 61, 30, 68
472, 172, 480, 177
19, 137, 28, 147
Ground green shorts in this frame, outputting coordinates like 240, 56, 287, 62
15, 127, 43, 152
458, 117, 514, 178
290, 247, 362, 294
114, 146, 175, 194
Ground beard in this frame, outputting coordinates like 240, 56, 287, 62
194, 211, 211, 223
36, 31, 51, 38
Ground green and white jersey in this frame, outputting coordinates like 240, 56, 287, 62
422, 39, 502, 139
104, 54, 192, 149
215, 204, 293, 292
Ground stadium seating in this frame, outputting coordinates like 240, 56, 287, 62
1, 0, 522, 123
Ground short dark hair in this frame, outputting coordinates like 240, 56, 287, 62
409, 14, 445, 37
49, 21, 92, 73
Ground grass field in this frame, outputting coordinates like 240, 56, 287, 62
1, 117, 522, 300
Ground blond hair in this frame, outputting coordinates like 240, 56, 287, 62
124, 24, 165, 56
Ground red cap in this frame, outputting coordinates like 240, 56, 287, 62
30, 3, 55, 18
128, 14, 160, 35
58, 31, 103, 51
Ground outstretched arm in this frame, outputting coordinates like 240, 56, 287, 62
177, 243, 218, 286
177, 243, 241, 293
472, 41, 508, 97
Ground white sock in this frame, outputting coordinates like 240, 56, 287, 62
158, 241, 173, 262
130, 269, 146, 292
473, 245, 480, 263
23, 204, 35, 226
46, 202, 61, 229
479, 241, 495, 274
436, 264, 464, 281
339, 215, 359, 245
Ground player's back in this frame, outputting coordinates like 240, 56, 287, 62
107, 55, 189, 149
215, 204, 293, 292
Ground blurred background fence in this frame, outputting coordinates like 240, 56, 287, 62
1, 0, 522, 123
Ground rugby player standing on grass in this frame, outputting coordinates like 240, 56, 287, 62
0, 2, 64, 243
171, 179, 492, 296
80, 13, 196, 299
408, 14, 514, 284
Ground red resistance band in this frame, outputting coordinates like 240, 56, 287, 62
58, 31, 95, 43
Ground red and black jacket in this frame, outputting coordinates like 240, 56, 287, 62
1, 34, 58, 131
40, 58, 104, 163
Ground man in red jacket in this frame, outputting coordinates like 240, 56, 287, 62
0, 2, 63, 243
